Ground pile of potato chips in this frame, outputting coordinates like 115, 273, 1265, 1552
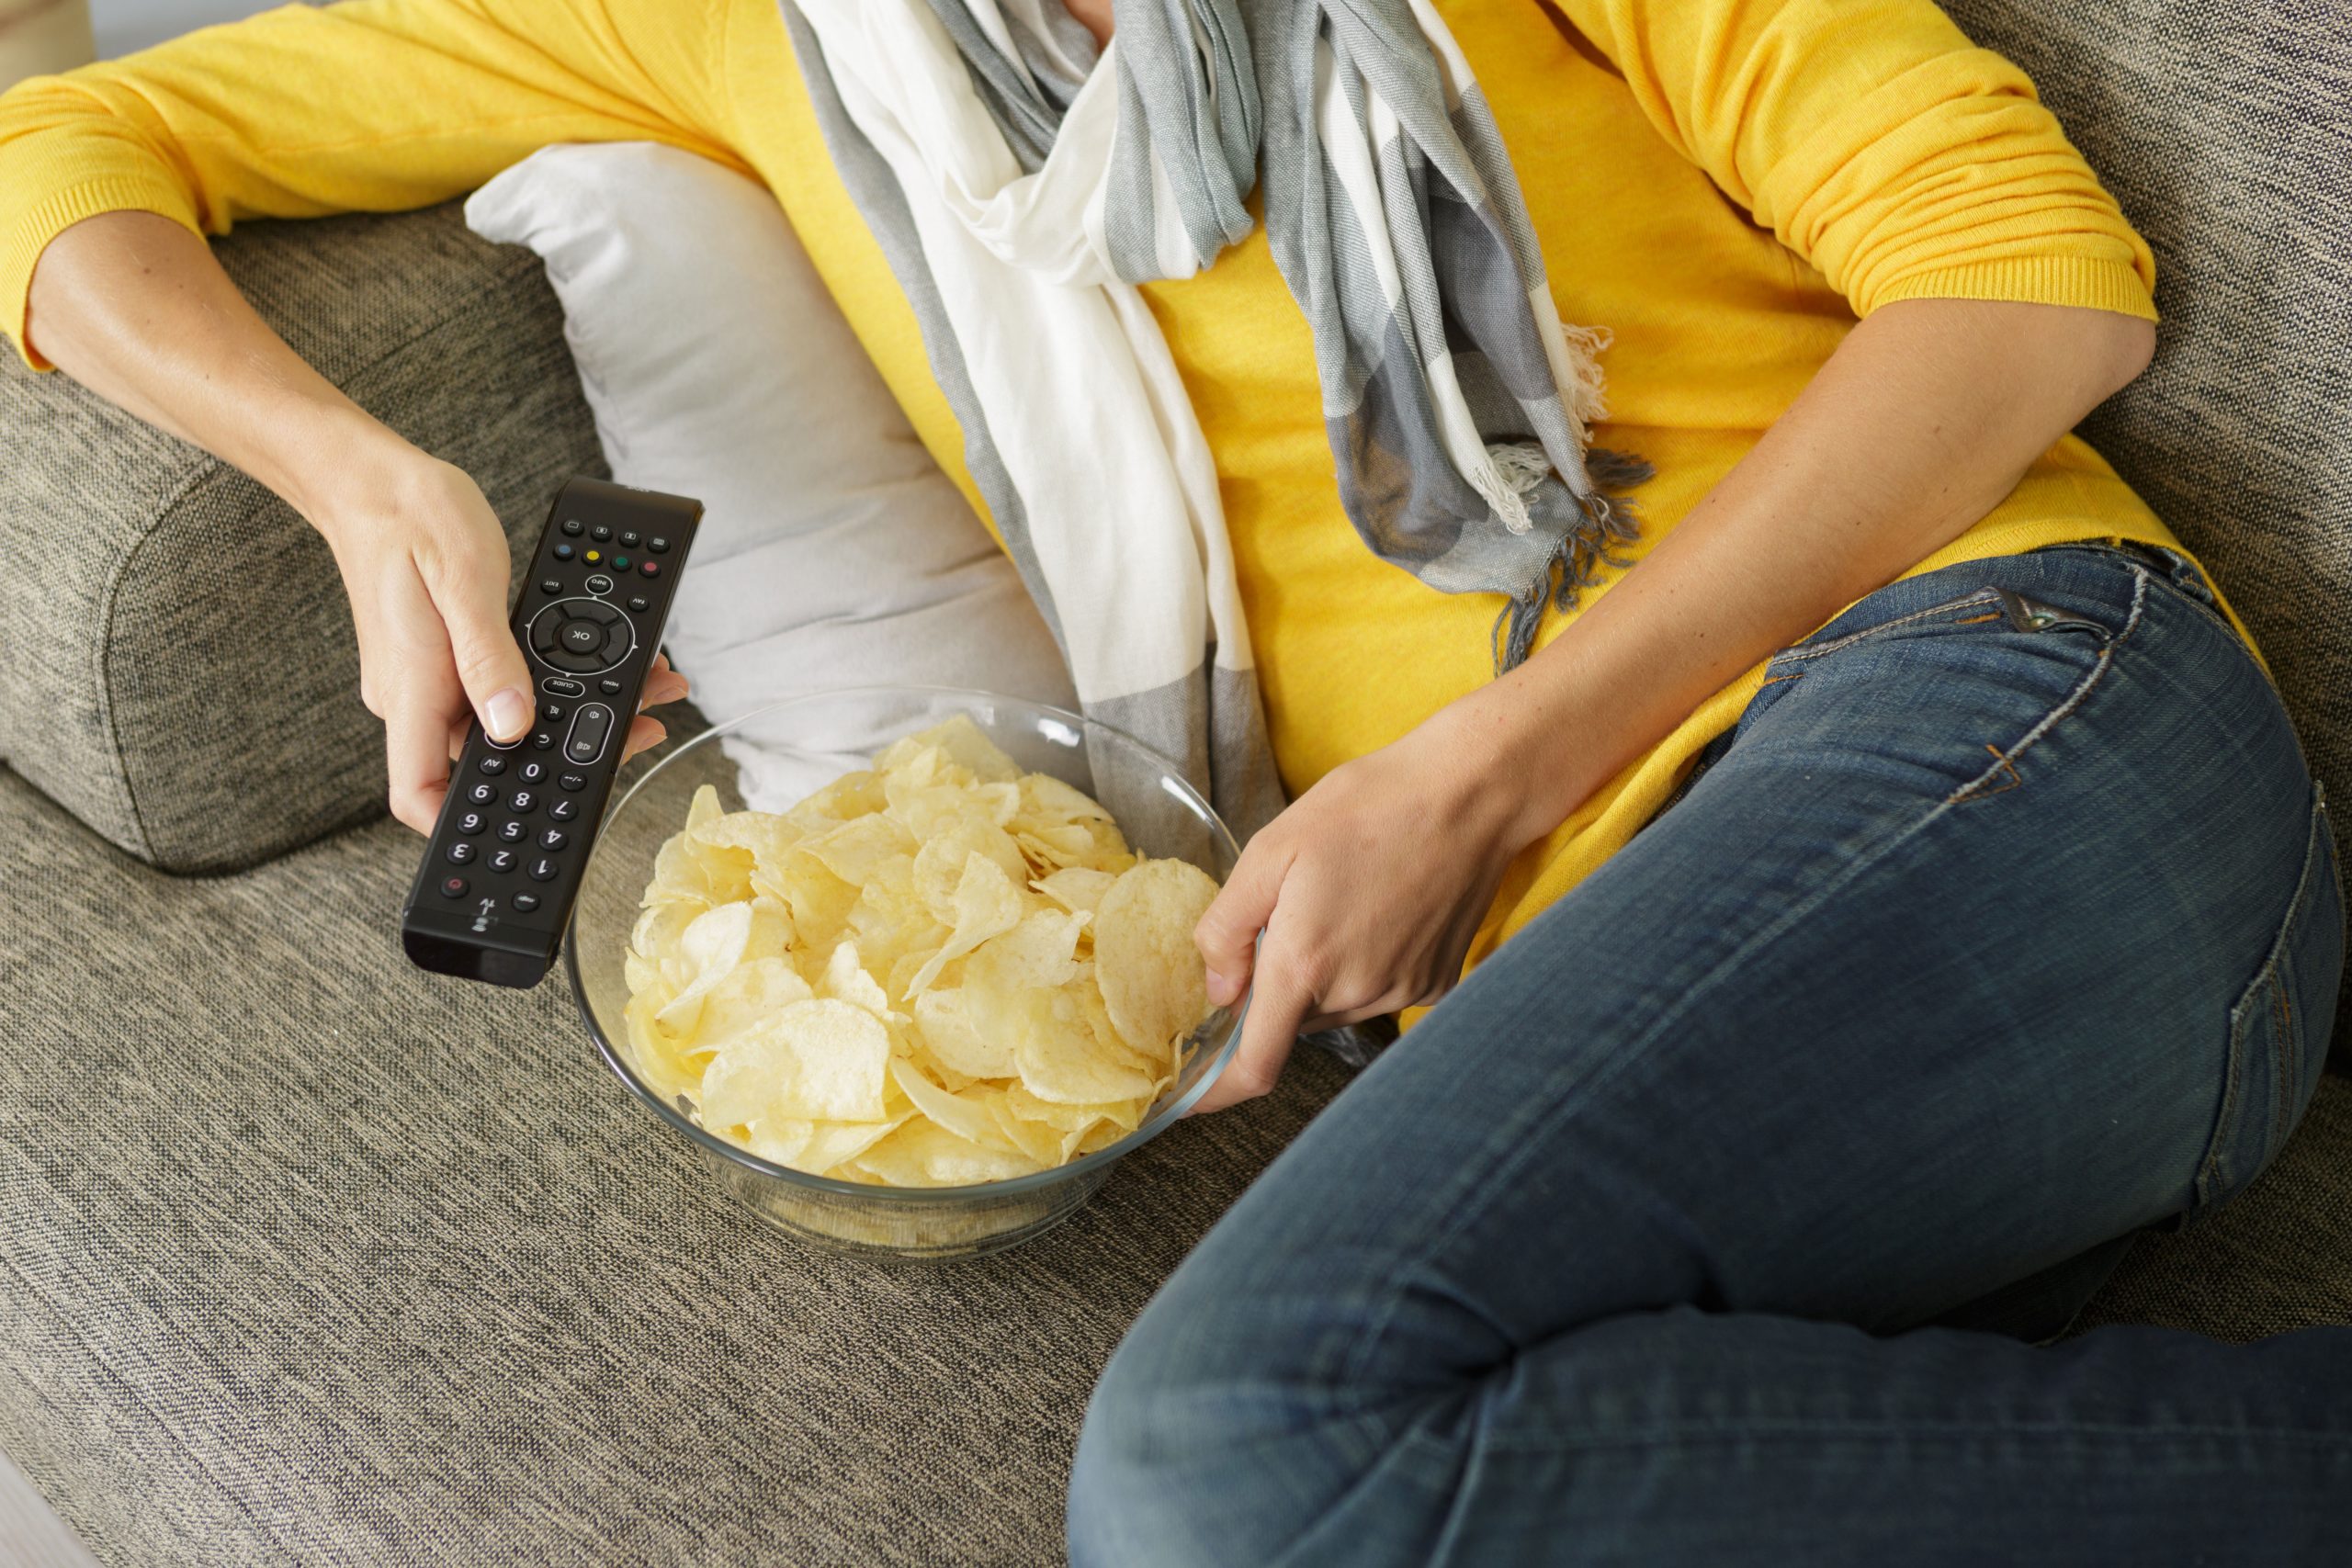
623, 716, 1223, 1188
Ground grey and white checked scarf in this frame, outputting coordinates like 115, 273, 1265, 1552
781, 0, 1648, 846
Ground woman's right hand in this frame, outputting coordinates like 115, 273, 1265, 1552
314, 450, 540, 832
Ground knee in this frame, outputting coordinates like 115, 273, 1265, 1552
1068, 1289, 1370, 1568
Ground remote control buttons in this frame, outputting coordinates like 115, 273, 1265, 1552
440, 876, 470, 898
639, 561, 662, 580
539, 828, 569, 852
538, 578, 561, 597
548, 796, 579, 822
512, 893, 541, 913
540, 702, 565, 725
626, 597, 649, 614
520, 761, 548, 784
563, 704, 614, 766
489, 849, 520, 874
560, 519, 583, 536
457, 811, 486, 837
650, 536, 670, 553
553, 543, 576, 561
599, 678, 624, 695
531, 733, 556, 751
592, 525, 612, 542
479, 755, 507, 775
559, 772, 588, 792
621, 530, 641, 547
528, 857, 560, 883
467, 783, 497, 806
541, 678, 584, 698
497, 820, 526, 843
510, 790, 537, 814
585, 573, 615, 595
526, 598, 634, 676
611, 556, 631, 573
447, 842, 476, 865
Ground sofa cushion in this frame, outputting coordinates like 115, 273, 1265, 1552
0, 200, 604, 874
0, 731, 1355, 1567
3, 733, 2347, 1563
1935, 0, 2352, 1053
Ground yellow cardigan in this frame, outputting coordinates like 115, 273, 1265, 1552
0, 0, 2262, 1010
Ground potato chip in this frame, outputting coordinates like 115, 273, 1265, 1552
899, 852, 1024, 998
652, 901, 756, 1036
1012, 987, 1159, 1106
848, 1119, 1045, 1187
749, 1112, 911, 1179
910, 987, 1016, 1080
1029, 866, 1116, 917
1093, 855, 1221, 1057
624, 716, 1224, 1190
699, 998, 892, 1127
689, 956, 814, 1057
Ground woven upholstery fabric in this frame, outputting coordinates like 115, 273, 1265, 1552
0, 200, 605, 874
0, 735, 1352, 1568
2072, 1077, 2352, 1342
1936, 0, 2352, 1053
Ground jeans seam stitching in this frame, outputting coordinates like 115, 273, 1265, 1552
2194, 781, 2328, 1208
1948, 569, 2148, 806
1772, 587, 2008, 666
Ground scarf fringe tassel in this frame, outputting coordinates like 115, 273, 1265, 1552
1490, 445, 1658, 674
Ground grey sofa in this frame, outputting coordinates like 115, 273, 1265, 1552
3, 1, 2349, 1562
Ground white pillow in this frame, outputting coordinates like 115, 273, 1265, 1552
463, 141, 1077, 810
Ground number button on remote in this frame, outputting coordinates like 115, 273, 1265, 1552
548, 796, 579, 823
528, 857, 560, 883
497, 820, 526, 843
446, 842, 476, 865
509, 790, 537, 815
489, 849, 520, 874
539, 829, 569, 852
456, 812, 486, 837
467, 783, 496, 806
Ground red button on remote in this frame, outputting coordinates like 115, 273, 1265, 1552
639, 560, 661, 578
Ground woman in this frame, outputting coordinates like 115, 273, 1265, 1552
4, 0, 2345, 1561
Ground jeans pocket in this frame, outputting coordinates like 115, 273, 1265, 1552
1765, 582, 2116, 676
2181, 778, 2346, 1224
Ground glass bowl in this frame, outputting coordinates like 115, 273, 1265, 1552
566, 685, 1245, 1260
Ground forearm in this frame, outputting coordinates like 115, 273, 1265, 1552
27, 209, 419, 521
1454, 298, 2156, 847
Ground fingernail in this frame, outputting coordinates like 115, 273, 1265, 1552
1205, 969, 1236, 1006
484, 687, 530, 741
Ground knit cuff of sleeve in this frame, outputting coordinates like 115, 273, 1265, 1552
4, 173, 205, 371
1867, 254, 2158, 324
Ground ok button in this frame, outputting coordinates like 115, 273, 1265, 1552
560, 621, 602, 655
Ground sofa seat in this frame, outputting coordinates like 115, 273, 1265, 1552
0, 740, 1354, 1566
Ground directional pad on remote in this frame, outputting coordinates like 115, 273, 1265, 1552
526, 597, 634, 676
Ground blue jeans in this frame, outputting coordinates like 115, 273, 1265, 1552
1069, 538, 2352, 1565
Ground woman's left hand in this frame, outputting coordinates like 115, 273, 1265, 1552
1187, 701, 1544, 1113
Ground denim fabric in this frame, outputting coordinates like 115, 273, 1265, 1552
1069, 541, 2352, 1566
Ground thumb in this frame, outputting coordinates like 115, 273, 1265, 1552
1194, 834, 1291, 1009
432, 549, 534, 744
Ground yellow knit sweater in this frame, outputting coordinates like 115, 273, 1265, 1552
0, 0, 2261, 999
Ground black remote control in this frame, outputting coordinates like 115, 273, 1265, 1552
401, 475, 703, 987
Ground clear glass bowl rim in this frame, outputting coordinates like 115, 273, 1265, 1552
565, 682, 1250, 1203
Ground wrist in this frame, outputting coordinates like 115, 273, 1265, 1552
288, 413, 441, 543
1422, 680, 1602, 854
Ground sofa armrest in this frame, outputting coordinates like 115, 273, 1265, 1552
0, 199, 604, 874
